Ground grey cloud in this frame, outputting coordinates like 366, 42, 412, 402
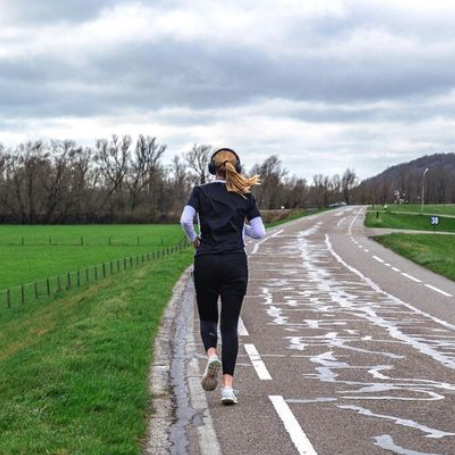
2, 0, 455, 180
4, 0, 120, 24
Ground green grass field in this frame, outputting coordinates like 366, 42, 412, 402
371, 204, 455, 216
374, 233, 455, 282
0, 210, 316, 294
365, 210, 455, 232
0, 225, 184, 291
0, 249, 193, 454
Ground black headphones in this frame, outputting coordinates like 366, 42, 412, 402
208, 147, 242, 175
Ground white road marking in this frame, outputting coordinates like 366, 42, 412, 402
251, 229, 284, 255
336, 217, 346, 226
364, 249, 369, 253
401, 272, 422, 283
348, 207, 363, 235
424, 284, 453, 298
373, 256, 385, 263
238, 316, 249, 336
384, 263, 391, 267
392, 267, 401, 272
244, 344, 272, 380
269, 396, 318, 455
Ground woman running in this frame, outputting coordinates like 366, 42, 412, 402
180, 147, 265, 405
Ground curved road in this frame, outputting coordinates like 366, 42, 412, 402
172, 206, 455, 455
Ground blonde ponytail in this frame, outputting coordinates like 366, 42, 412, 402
213, 150, 260, 197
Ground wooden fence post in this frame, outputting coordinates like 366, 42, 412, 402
34, 282, 39, 299
95, 266, 98, 280
77, 270, 81, 287
86, 268, 89, 282
57, 276, 62, 291
102, 263, 106, 278
46, 278, 50, 296
6, 289, 11, 308
21, 285, 25, 304
67, 272, 71, 290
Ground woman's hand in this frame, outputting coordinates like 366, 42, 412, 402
192, 237, 200, 249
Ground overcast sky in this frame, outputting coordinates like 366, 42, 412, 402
1, 0, 455, 180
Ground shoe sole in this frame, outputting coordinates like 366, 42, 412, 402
201, 359, 221, 391
221, 397, 238, 406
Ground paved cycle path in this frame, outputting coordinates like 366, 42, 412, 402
176, 206, 455, 455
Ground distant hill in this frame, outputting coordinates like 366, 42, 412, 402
356, 153, 455, 204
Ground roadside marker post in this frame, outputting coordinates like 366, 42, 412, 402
430, 215, 439, 234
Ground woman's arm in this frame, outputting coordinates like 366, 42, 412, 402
180, 205, 199, 242
244, 216, 266, 239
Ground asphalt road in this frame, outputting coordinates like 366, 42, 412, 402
172, 206, 455, 455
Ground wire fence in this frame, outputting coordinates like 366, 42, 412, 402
1, 237, 190, 309
0, 235, 171, 247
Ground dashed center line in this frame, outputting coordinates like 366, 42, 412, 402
401, 272, 422, 283
238, 317, 249, 336
244, 344, 272, 380
269, 396, 318, 455
373, 256, 385, 263
424, 284, 453, 297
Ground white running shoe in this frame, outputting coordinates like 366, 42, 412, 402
201, 356, 221, 391
221, 387, 239, 405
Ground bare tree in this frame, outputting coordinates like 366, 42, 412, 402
184, 144, 212, 184
95, 135, 131, 218
341, 168, 358, 205
129, 135, 166, 217
252, 155, 288, 209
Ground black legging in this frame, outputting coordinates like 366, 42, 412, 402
193, 253, 248, 376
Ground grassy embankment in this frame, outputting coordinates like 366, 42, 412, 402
0, 248, 194, 455
365, 205, 455, 283
374, 234, 455, 282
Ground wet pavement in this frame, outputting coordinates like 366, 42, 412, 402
170, 207, 455, 455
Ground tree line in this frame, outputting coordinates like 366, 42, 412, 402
355, 153, 455, 205
0, 136, 359, 224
